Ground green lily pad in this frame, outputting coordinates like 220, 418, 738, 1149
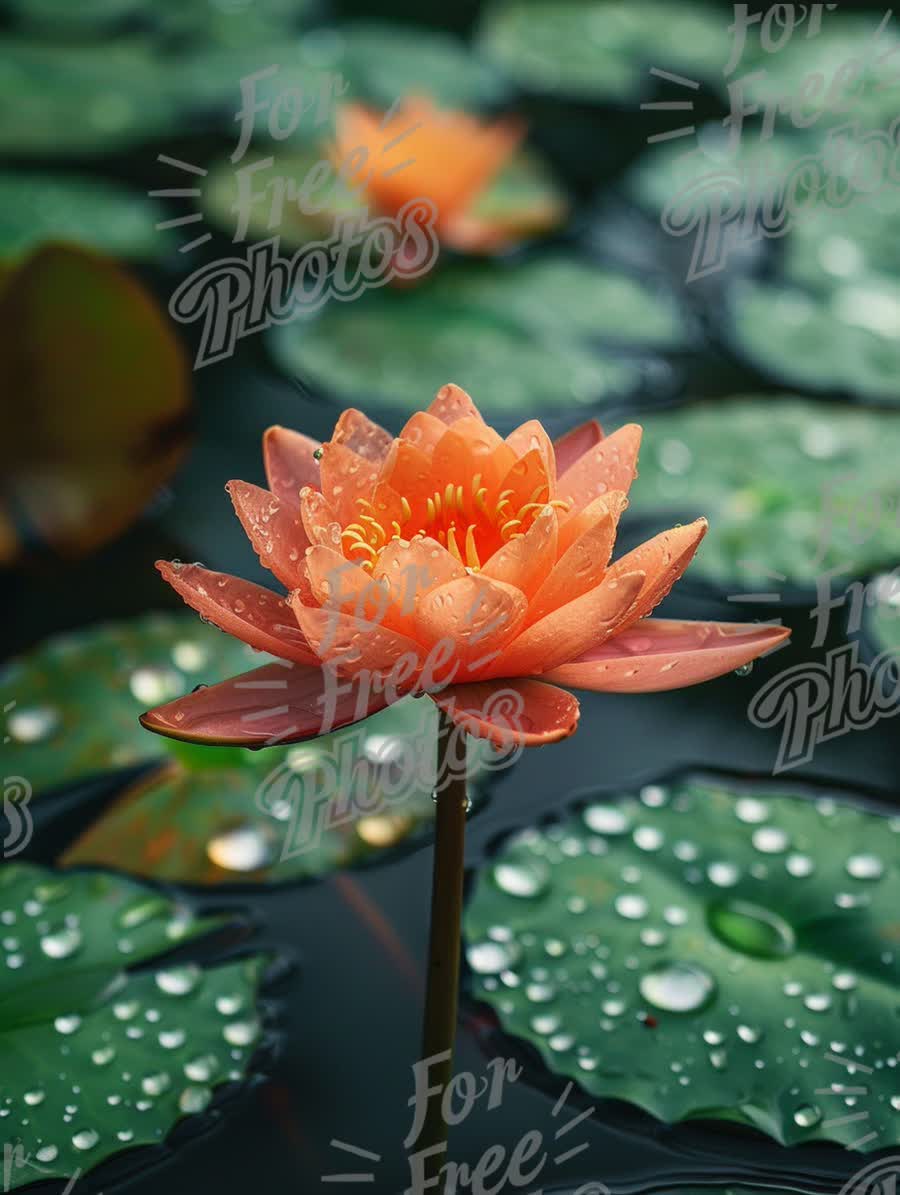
626, 395, 900, 589
0, 172, 169, 262
784, 195, 900, 293
266, 253, 680, 417
728, 277, 900, 405
740, 11, 900, 136
0, 861, 272, 1190
0, 39, 184, 157
316, 21, 509, 112
478, 0, 731, 103
5, 0, 145, 34
625, 123, 809, 216
465, 775, 900, 1150
866, 573, 900, 663
2, 613, 496, 885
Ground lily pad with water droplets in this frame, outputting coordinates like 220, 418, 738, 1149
2, 613, 496, 886
266, 255, 681, 418
464, 773, 900, 1150
624, 396, 900, 590
725, 277, 900, 406
0, 861, 274, 1190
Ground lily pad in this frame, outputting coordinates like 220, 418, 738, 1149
2, 613, 497, 885
739, 11, 900, 136
784, 196, 900, 293
464, 774, 900, 1150
0, 172, 169, 262
316, 22, 509, 111
478, 0, 731, 103
727, 277, 900, 405
865, 573, 900, 665
625, 395, 900, 589
201, 144, 567, 253
0, 39, 184, 157
0, 861, 273, 1190
265, 253, 682, 417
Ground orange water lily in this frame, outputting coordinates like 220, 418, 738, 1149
333, 97, 561, 253
141, 385, 789, 749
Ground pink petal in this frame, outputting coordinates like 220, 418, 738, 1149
399, 411, 450, 456
557, 423, 642, 511
331, 408, 393, 462
554, 418, 603, 476
157, 561, 318, 665
543, 618, 791, 693
428, 382, 484, 425
140, 660, 389, 746
227, 480, 310, 591
299, 487, 343, 549
431, 679, 580, 748
263, 426, 321, 507
305, 544, 424, 637
372, 536, 466, 603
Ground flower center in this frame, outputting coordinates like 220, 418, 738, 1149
339, 473, 570, 571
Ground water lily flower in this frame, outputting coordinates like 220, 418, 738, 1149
141, 385, 790, 751
332, 97, 564, 254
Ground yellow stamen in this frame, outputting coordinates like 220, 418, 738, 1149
474, 487, 488, 515
500, 518, 522, 539
400, 496, 411, 524
446, 524, 461, 563
464, 524, 480, 570
426, 497, 436, 525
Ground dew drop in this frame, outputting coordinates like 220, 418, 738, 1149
40, 926, 83, 960
223, 1018, 260, 1046
639, 961, 716, 1012
582, 804, 630, 835
492, 860, 549, 899
615, 893, 648, 920
179, 1085, 212, 1114
156, 965, 201, 996
846, 853, 884, 880
752, 826, 789, 854
8, 706, 59, 743
804, 993, 833, 1012
467, 940, 520, 975
72, 1129, 99, 1151
794, 1103, 822, 1128
708, 900, 795, 959
207, 825, 272, 872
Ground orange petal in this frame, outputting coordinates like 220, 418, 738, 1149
399, 411, 448, 456
428, 382, 484, 425
431, 417, 517, 498
607, 518, 708, 630
289, 592, 424, 678
491, 570, 645, 677
372, 536, 466, 607
413, 574, 528, 680
299, 486, 342, 549
431, 679, 579, 748
506, 420, 556, 488
497, 448, 551, 528
543, 618, 791, 693
481, 504, 558, 599
554, 418, 603, 477
156, 561, 318, 665
263, 425, 321, 507
319, 442, 380, 526
379, 439, 434, 511
305, 544, 420, 637
557, 423, 642, 511
140, 660, 388, 746
227, 480, 309, 590
558, 491, 628, 556
331, 407, 393, 462
526, 495, 623, 626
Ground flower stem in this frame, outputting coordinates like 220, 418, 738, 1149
419, 708, 468, 1187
